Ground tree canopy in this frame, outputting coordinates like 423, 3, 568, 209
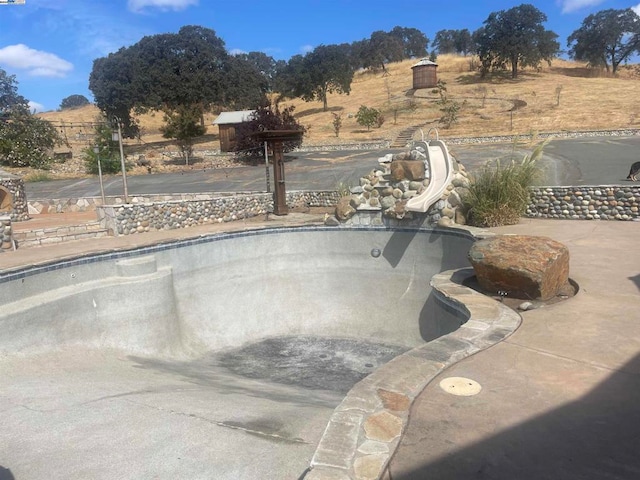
83, 118, 125, 174
355, 105, 382, 131
277, 44, 354, 111
60, 94, 90, 110
389, 27, 430, 59
233, 101, 306, 156
568, 8, 640, 73
220, 54, 270, 110
359, 31, 405, 71
355, 28, 428, 72
474, 4, 559, 78
0, 68, 60, 169
160, 104, 207, 165
89, 25, 268, 136
0, 105, 61, 169
0, 69, 28, 113
233, 51, 285, 92
433, 29, 473, 55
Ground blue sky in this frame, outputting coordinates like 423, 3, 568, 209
1, 0, 639, 112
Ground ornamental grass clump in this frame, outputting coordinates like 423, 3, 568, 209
465, 142, 545, 227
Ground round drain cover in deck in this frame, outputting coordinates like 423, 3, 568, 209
439, 377, 482, 396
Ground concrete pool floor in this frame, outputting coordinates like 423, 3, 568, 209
1, 214, 639, 479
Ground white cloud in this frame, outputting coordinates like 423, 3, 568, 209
229, 48, 247, 56
0, 44, 73, 77
300, 45, 314, 54
128, 0, 198, 13
28, 101, 45, 113
632, 4, 640, 15
559, 0, 606, 14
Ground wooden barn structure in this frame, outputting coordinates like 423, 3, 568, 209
411, 58, 438, 89
212, 110, 255, 152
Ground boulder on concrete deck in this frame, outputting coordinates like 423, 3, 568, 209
468, 235, 570, 301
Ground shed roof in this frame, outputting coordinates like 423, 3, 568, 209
411, 58, 438, 68
212, 110, 256, 125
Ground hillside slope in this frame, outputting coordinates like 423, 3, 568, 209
30, 55, 640, 178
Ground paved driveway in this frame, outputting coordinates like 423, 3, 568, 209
25, 136, 640, 200
450, 135, 640, 185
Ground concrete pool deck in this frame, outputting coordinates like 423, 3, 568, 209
1, 214, 639, 479
388, 219, 640, 480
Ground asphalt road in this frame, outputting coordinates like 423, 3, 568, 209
25, 136, 640, 200
450, 135, 640, 186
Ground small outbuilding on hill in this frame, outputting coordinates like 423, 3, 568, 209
411, 58, 438, 89
212, 110, 256, 152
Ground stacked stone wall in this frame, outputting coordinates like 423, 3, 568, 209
0, 178, 29, 221
0, 216, 14, 251
527, 186, 640, 220
97, 191, 340, 236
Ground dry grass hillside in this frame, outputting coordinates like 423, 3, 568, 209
30, 54, 640, 178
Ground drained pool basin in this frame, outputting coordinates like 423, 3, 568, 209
0, 226, 519, 480
0, 227, 475, 357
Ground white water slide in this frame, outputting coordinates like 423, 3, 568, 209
405, 128, 454, 213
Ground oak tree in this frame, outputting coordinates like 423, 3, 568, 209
278, 44, 354, 111
0, 105, 61, 169
568, 8, 640, 74
0, 68, 61, 169
60, 94, 90, 110
474, 4, 559, 78
89, 26, 266, 137
0, 69, 28, 112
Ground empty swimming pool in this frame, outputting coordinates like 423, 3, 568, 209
0, 226, 487, 480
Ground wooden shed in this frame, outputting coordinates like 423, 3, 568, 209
212, 110, 255, 152
411, 58, 438, 89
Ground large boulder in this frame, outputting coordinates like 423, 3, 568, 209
390, 160, 425, 182
335, 195, 357, 221
468, 235, 570, 301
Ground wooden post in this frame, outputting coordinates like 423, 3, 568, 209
250, 130, 303, 217
272, 140, 287, 215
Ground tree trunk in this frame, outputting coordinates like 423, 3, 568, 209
511, 60, 518, 79
319, 84, 329, 112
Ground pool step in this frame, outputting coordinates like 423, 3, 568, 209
116, 256, 158, 277
12, 221, 111, 249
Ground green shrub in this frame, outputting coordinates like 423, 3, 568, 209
355, 105, 382, 131
83, 119, 127, 174
84, 151, 127, 175
464, 143, 544, 227
331, 112, 342, 137
0, 106, 61, 169
440, 100, 463, 128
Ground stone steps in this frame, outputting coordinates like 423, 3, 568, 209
390, 124, 428, 148
12, 221, 111, 249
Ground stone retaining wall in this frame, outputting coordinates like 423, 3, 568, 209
445, 128, 640, 145
13, 222, 110, 248
0, 178, 29, 222
0, 216, 14, 251
527, 185, 640, 220
28, 192, 269, 214
97, 191, 340, 236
